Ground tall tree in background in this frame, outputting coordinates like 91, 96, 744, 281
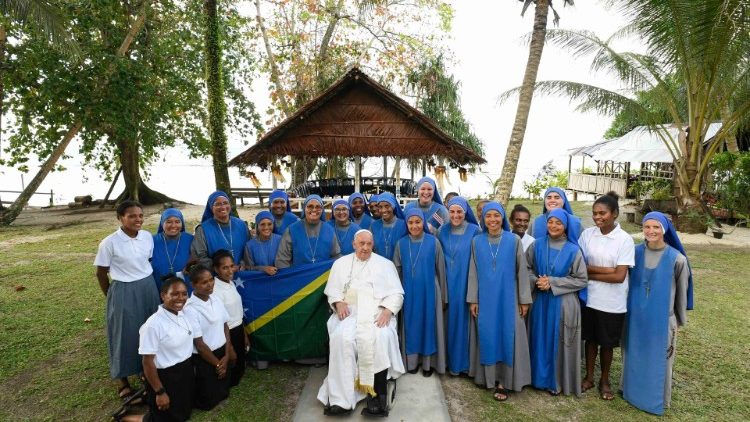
203, 0, 232, 198
512, 0, 750, 232
494, 0, 573, 206
254, 0, 453, 186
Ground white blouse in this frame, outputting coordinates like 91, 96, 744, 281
94, 228, 154, 282
579, 224, 635, 313
139, 306, 194, 369
183, 294, 230, 352
212, 277, 244, 329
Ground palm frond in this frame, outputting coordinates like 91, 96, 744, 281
0, 0, 80, 57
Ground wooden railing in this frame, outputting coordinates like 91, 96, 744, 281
567, 174, 627, 197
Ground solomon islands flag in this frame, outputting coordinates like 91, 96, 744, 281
235, 261, 332, 360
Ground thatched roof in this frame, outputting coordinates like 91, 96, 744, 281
228, 67, 486, 167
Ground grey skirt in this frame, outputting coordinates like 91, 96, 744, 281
106, 275, 160, 378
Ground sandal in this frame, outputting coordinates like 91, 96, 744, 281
117, 385, 132, 402
599, 383, 614, 401
493, 387, 509, 402
581, 379, 595, 393
547, 389, 561, 396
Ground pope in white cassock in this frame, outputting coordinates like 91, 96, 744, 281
317, 229, 405, 417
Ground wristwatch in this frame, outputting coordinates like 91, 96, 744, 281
155, 387, 166, 396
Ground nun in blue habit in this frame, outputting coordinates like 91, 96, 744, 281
622, 212, 692, 415
370, 192, 407, 261
466, 202, 532, 400
530, 187, 583, 241
437, 197, 482, 376
525, 209, 588, 396
404, 177, 449, 235
152, 208, 194, 294
268, 189, 299, 235
327, 199, 361, 256
348, 192, 373, 230
393, 208, 447, 376
243, 211, 282, 275
191, 191, 250, 268
275, 194, 341, 268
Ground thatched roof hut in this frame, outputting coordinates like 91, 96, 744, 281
228, 67, 486, 168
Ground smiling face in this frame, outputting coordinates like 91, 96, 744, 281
511, 211, 530, 234
258, 218, 274, 239
547, 217, 565, 239
643, 219, 665, 245
162, 216, 182, 237
333, 204, 350, 224
212, 196, 231, 223
353, 231, 374, 261
191, 270, 215, 297
407, 215, 425, 237
544, 192, 563, 211
304, 201, 323, 223
484, 210, 503, 234
379, 202, 394, 222
214, 256, 235, 282
119, 206, 144, 234
369, 201, 381, 218
350, 198, 365, 218
418, 182, 434, 206
270, 198, 287, 217
161, 281, 188, 313
592, 203, 617, 231
449, 204, 465, 227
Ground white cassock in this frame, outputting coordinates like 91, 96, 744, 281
317, 252, 405, 410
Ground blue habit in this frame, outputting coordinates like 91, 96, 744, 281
328, 221, 360, 255
288, 221, 335, 266
352, 213, 373, 231
439, 223, 481, 373
623, 244, 677, 415
529, 235, 579, 391
405, 201, 448, 232
151, 232, 194, 293
371, 218, 407, 260
245, 234, 282, 267
274, 212, 299, 235
202, 216, 249, 266
473, 232, 518, 367
398, 234, 438, 356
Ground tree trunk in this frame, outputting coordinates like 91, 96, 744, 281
204, 0, 233, 203
112, 137, 176, 204
0, 3, 149, 226
494, 0, 549, 207
255, 0, 291, 115
1, 23, 6, 158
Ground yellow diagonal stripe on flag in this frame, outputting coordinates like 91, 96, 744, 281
246, 270, 330, 334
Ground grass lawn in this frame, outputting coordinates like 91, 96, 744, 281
1, 203, 748, 421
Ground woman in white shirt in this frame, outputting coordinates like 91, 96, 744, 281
212, 249, 249, 386
125, 277, 195, 422
578, 192, 635, 400
95, 200, 160, 402
182, 264, 234, 410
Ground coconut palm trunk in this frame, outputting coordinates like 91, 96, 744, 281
494, 0, 550, 206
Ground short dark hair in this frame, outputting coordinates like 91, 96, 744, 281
116, 200, 143, 216
510, 204, 531, 221
212, 249, 234, 268
594, 191, 620, 215
161, 276, 186, 294
188, 263, 212, 280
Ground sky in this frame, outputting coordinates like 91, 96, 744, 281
0, 0, 639, 207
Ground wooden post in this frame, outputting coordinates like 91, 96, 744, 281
49, 190, 54, 207
422, 159, 426, 177
354, 157, 361, 193
395, 156, 401, 197
383, 156, 388, 190
568, 155, 572, 175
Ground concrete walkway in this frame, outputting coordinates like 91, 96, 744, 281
292, 366, 451, 422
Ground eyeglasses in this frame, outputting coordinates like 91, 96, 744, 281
334, 208, 349, 213
306, 205, 323, 210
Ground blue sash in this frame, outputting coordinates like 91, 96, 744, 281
352, 213, 373, 231
371, 218, 407, 260
623, 244, 676, 415
529, 236, 579, 390
289, 221, 335, 266
474, 232, 518, 366
245, 234, 282, 267
273, 212, 299, 235
399, 234, 438, 356
438, 224, 480, 373
328, 221, 360, 255
202, 216, 249, 265
151, 232, 194, 293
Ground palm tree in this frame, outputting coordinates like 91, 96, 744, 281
494, 0, 574, 206
508, 0, 750, 232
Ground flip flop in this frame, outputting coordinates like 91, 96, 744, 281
599, 383, 614, 401
493, 387, 509, 402
581, 379, 595, 393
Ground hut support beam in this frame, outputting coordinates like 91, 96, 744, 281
354, 157, 361, 193
383, 156, 387, 192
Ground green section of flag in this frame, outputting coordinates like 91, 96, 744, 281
248, 282, 329, 361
